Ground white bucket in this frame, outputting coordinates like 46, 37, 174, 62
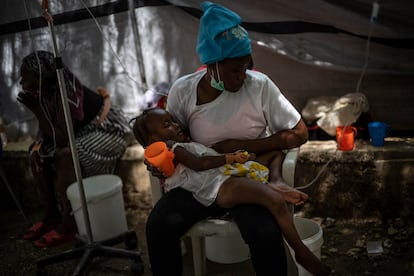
289, 217, 324, 276
204, 216, 323, 270
66, 174, 128, 241
205, 231, 250, 264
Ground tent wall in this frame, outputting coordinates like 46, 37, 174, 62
1, 0, 413, 141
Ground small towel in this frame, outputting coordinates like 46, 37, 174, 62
220, 160, 269, 184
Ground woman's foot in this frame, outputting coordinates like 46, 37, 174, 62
33, 229, 75, 248
23, 219, 59, 241
32, 216, 77, 248
268, 181, 309, 205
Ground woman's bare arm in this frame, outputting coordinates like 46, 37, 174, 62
211, 119, 308, 154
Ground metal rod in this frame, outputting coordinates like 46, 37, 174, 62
42, 0, 93, 243
0, 164, 32, 226
128, 0, 147, 90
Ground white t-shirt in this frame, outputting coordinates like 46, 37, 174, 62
167, 69, 301, 146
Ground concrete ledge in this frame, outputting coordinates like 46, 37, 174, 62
295, 137, 414, 220
0, 139, 36, 209
114, 143, 152, 225
298, 137, 414, 162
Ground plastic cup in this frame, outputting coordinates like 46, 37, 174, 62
144, 141, 175, 176
336, 126, 357, 151
368, 121, 390, 147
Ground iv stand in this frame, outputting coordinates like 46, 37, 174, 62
42, 1, 94, 245
36, 1, 143, 275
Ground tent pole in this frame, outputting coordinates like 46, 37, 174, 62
128, 0, 147, 91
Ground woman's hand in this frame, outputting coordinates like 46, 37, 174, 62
211, 139, 244, 153
28, 143, 44, 174
17, 90, 41, 113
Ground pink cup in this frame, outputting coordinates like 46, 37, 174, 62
144, 141, 175, 176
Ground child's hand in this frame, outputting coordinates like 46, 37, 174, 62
226, 150, 253, 164
165, 140, 176, 148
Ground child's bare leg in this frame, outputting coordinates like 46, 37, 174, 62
256, 151, 309, 205
216, 177, 331, 276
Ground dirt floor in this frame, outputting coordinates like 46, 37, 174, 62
1, 198, 413, 276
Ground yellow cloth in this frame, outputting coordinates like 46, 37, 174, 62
220, 161, 269, 184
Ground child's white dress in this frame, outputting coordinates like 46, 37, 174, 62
165, 141, 269, 206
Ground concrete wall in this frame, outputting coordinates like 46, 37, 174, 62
295, 138, 414, 221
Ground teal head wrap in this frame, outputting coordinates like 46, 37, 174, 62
196, 2, 251, 65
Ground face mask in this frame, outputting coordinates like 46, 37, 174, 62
210, 63, 224, 91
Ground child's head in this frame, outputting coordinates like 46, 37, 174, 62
130, 107, 187, 147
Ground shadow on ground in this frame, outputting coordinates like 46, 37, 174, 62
1, 204, 413, 275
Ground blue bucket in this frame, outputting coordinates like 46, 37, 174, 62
368, 121, 390, 147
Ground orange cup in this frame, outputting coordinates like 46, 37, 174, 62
336, 126, 357, 151
144, 141, 175, 176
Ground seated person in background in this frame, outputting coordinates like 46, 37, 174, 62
131, 107, 331, 276
18, 50, 130, 248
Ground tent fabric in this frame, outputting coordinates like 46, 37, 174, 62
0, 0, 413, 141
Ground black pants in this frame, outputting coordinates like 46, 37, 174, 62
146, 188, 287, 276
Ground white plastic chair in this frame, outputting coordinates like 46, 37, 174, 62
149, 148, 300, 276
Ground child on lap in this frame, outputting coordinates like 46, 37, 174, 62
130, 107, 331, 276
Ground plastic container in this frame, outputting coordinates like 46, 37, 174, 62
204, 216, 323, 272
144, 141, 175, 176
205, 230, 250, 264
368, 121, 390, 146
336, 126, 357, 151
66, 174, 128, 241
289, 217, 324, 276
